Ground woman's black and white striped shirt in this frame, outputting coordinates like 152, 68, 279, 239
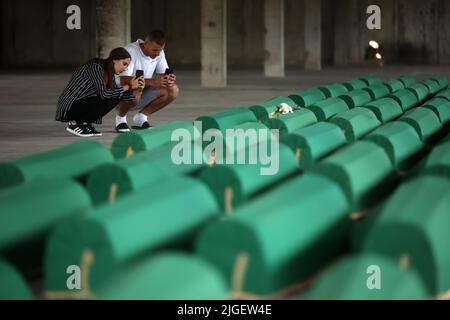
55, 59, 134, 124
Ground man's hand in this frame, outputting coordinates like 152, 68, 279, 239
153, 74, 169, 88
167, 74, 176, 87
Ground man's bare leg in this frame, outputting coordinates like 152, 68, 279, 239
140, 84, 179, 116
116, 100, 135, 117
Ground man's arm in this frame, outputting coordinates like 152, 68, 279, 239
121, 75, 169, 88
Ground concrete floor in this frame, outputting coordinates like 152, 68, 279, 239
0, 65, 449, 162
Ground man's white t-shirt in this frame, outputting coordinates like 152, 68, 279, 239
120, 39, 169, 79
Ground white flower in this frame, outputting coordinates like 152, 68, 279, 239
280, 103, 294, 113
270, 103, 295, 118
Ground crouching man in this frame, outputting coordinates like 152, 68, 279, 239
115, 30, 179, 132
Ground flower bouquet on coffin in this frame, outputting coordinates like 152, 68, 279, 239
270, 103, 300, 118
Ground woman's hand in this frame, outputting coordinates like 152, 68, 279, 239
137, 77, 145, 90
130, 77, 141, 90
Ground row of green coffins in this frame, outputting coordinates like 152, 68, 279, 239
194, 75, 449, 214
43, 175, 229, 298
305, 135, 450, 299
2, 74, 448, 298
0, 74, 446, 192
195, 132, 450, 299
193, 80, 449, 297
47, 74, 446, 297
3, 131, 448, 299
0, 75, 445, 240
0, 120, 199, 190
0, 174, 229, 299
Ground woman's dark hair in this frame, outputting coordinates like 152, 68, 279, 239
94, 47, 131, 89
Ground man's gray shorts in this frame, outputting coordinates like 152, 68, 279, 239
130, 87, 159, 111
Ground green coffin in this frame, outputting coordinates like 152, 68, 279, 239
362, 84, 390, 100
423, 138, 450, 179
196, 108, 257, 131
389, 89, 419, 111
0, 177, 91, 252
281, 122, 347, 170
406, 83, 430, 101
365, 122, 424, 169
249, 96, 297, 120
436, 89, 450, 102
0, 141, 113, 190
360, 175, 450, 295
199, 144, 299, 213
87, 142, 204, 205
312, 141, 394, 211
343, 79, 367, 91
308, 97, 349, 121
305, 253, 429, 300
340, 90, 373, 109
330, 108, 381, 142
196, 173, 349, 296
262, 109, 317, 136
398, 76, 416, 88
0, 258, 33, 300
430, 76, 449, 89
398, 108, 442, 141
361, 98, 403, 123
45, 177, 219, 295
288, 89, 327, 108
422, 79, 441, 95
205, 122, 273, 165
422, 98, 450, 124
111, 121, 198, 159
384, 79, 405, 93
97, 252, 228, 300
359, 76, 382, 86
318, 83, 348, 98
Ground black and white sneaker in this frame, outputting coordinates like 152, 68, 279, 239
116, 122, 131, 133
85, 124, 102, 136
66, 123, 94, 137
132, 121, 153, 130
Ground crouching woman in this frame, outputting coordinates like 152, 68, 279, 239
55, 47, 144, 137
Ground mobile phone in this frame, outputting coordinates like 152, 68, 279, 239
135, 69, 144, 78
164, 68, 174, 75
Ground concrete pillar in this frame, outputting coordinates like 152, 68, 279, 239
321, 0, 335, 66
334, 0, 359, 65
304, 0, 322, 70
96, 0, 131, 58
439, 0, 450, 64
201, 0, 227, 88
264, 0, 284, 77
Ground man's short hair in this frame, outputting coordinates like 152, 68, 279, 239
146, 30, 166, 46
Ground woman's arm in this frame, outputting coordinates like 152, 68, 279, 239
84, 63, 125, 99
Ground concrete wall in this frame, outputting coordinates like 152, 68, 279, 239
333, 0, 450, 65
1, 0, 96, 67
131, 0, 307, 67
1, 0, 450, 67
131, 0, 201, 65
